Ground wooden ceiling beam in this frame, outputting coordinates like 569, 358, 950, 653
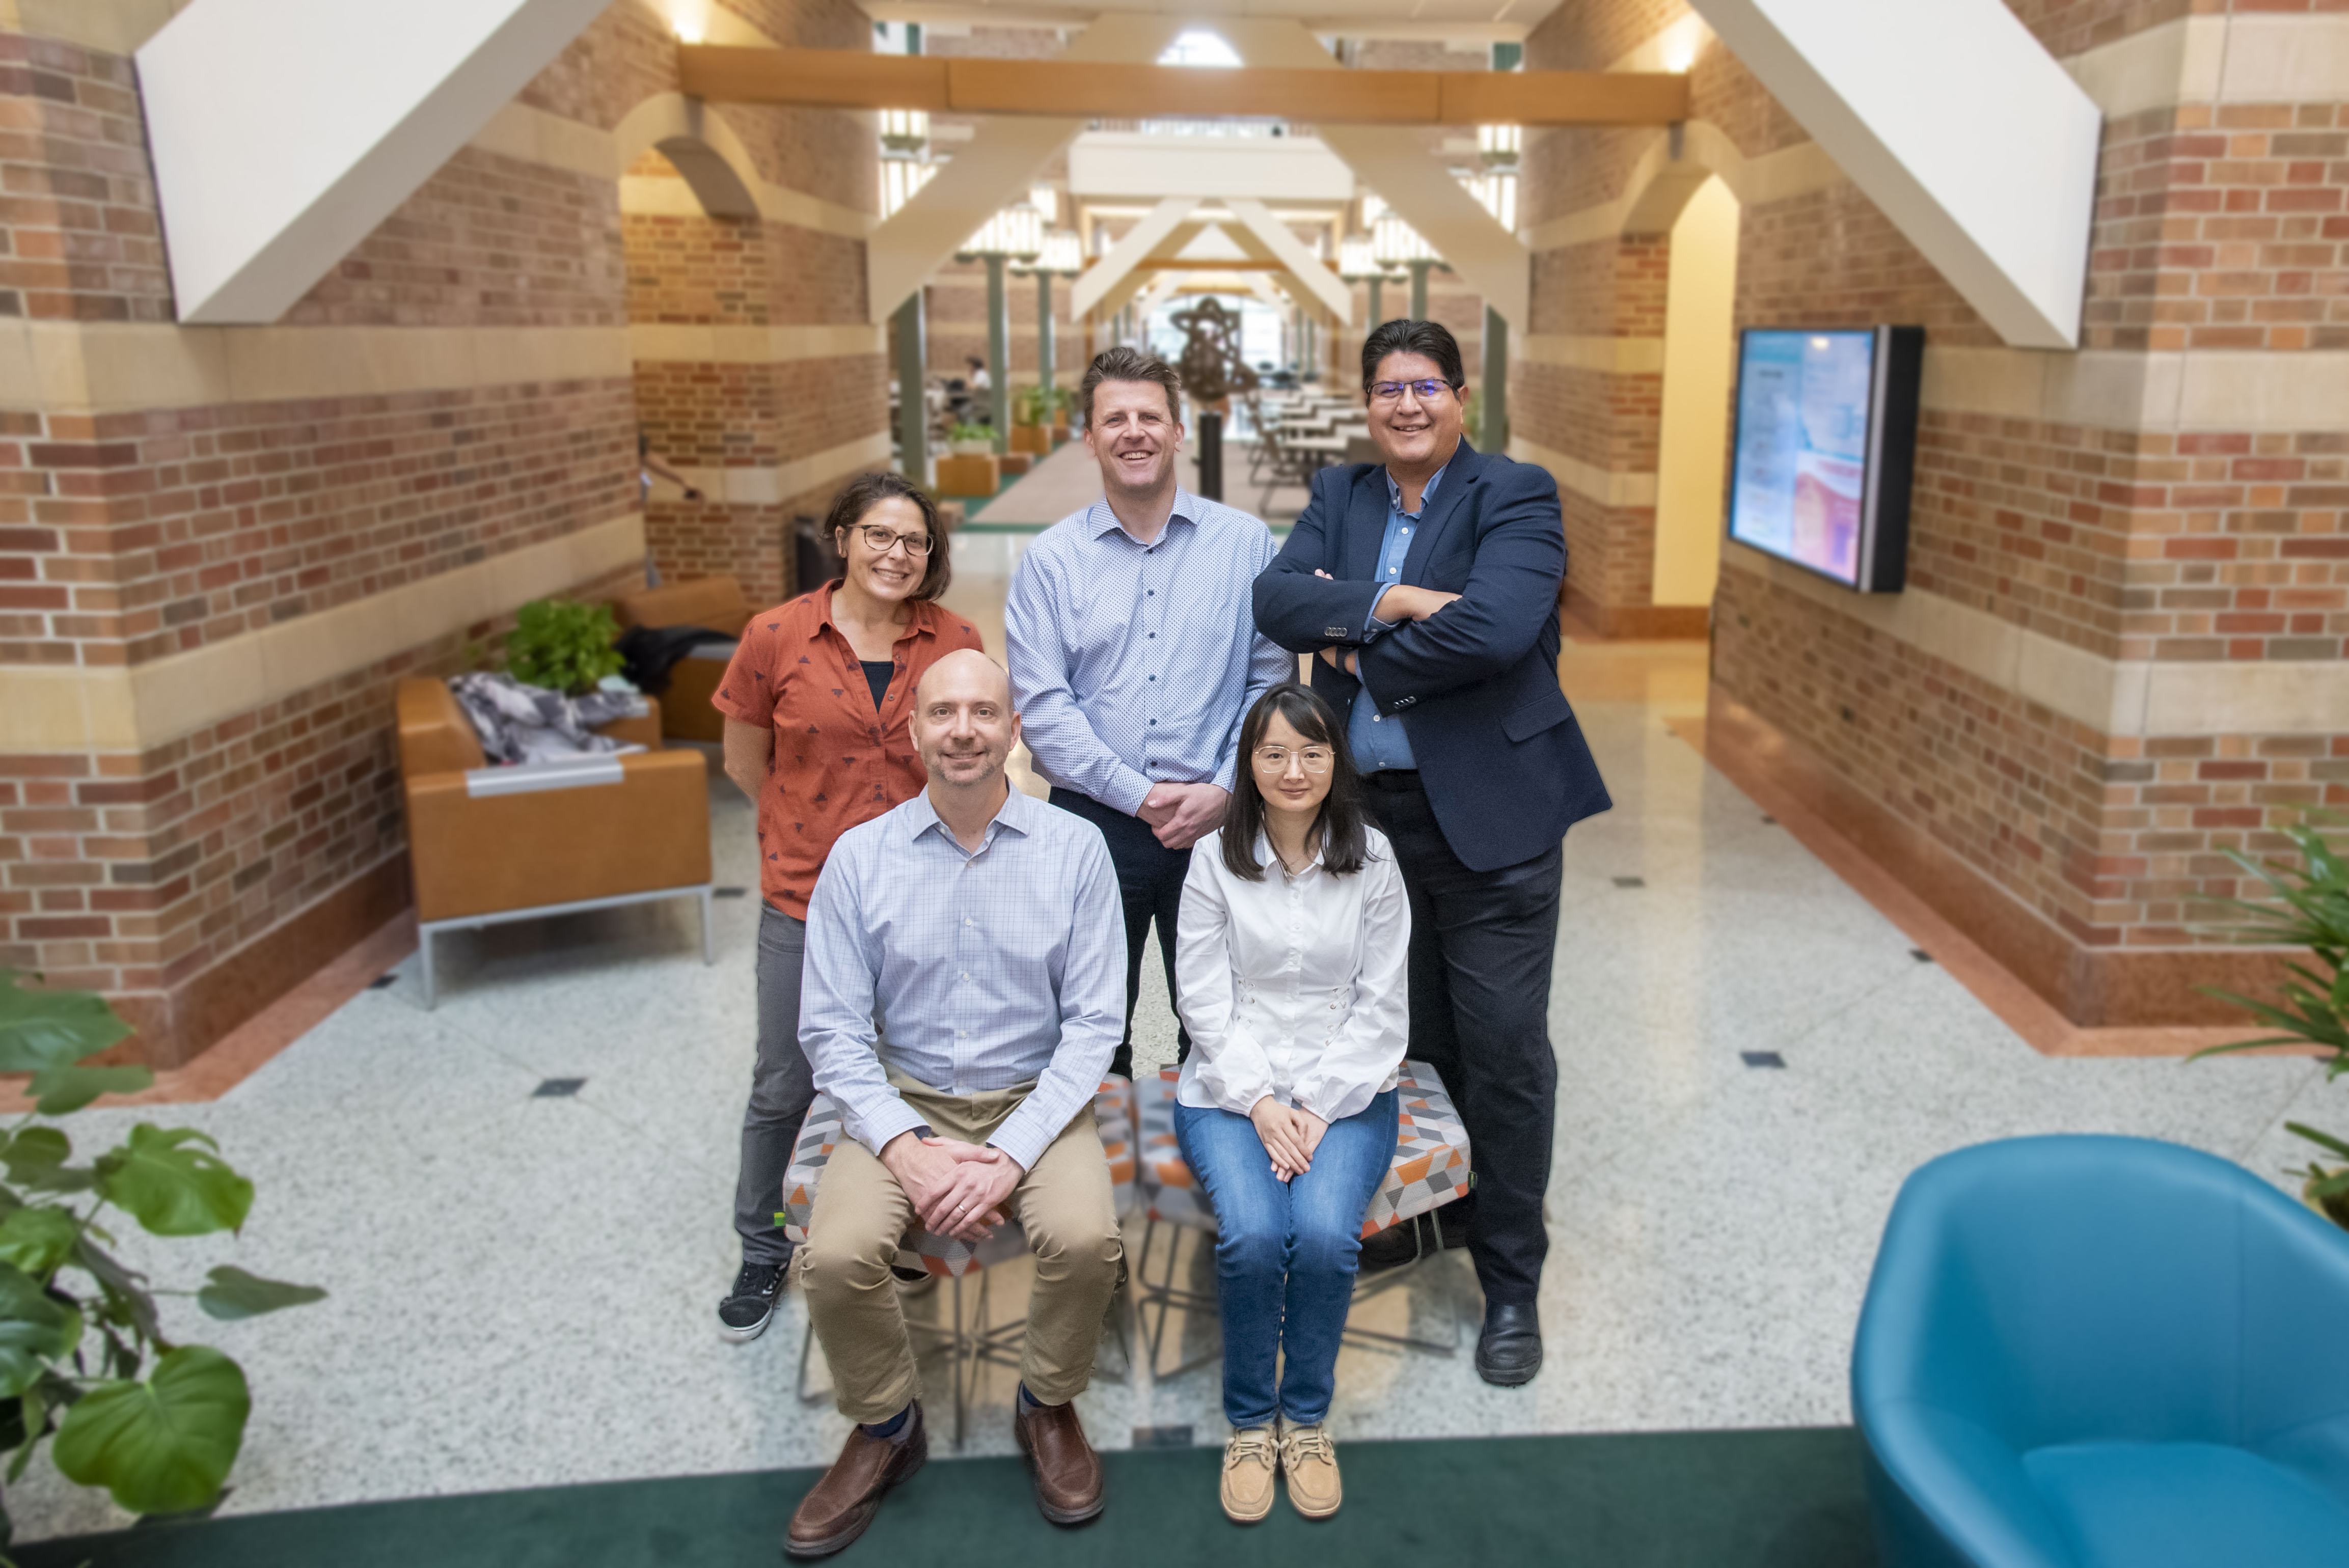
675, 46, 1690, 126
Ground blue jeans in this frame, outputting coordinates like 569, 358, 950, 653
1173, 1090, 1400, 1429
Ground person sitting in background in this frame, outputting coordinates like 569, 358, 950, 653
787, 650, 1126, 1558
708, 473, 981, 1343
1172, 681, 1408, 1526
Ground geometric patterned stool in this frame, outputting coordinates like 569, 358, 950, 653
1130, 1059, 1473, 1374
783, 1076, 1137, 1445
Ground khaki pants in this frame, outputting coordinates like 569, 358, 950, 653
794, 1075, 1123, 1423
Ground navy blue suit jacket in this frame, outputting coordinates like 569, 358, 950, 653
1252, 439, 1610, 872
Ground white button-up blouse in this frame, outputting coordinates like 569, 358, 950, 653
1172, 824, 1410, 1124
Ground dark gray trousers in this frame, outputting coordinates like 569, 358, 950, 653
733, 903, 816, 1268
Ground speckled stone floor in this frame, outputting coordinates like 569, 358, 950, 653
6, 585, 2327, 1544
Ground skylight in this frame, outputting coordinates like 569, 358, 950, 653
1158, 30, 1241, 67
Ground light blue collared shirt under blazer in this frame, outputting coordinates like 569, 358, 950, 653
1348, 460, 1449, 774
1005, 489, 1293, 814
799, 785, 1125, 1171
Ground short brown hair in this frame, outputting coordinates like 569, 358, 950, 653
824, 470, 952, 601
1361, 318, 1465, 395
1078, 346, 1183, 429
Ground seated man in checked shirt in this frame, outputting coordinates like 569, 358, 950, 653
785, 649, 1126, 1560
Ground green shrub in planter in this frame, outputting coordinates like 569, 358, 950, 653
2192, 812, 2349, 1226
503, 597, 624, 696
0, 973, 323, 1547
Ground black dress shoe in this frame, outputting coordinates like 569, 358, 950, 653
1475, 1302, 1542, 1386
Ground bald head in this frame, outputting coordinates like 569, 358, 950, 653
914, 647, 1019, 800
915, 647, 1010, 709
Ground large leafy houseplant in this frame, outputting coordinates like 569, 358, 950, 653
0, 973, 322, 1554
2191, 813, 2349, 1226
503, 597, 624, 695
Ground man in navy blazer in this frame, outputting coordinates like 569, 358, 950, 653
1253, 319, 1609, 1387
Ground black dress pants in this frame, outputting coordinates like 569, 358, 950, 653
1048, 788, 1192, 1082
1362, 769, 1563, 1307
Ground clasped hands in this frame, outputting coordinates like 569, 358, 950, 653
882, 1130, 1023, 1242
1137, 780, 1226, 850
1249, 1095, 1330, 1184
1312, 570, 1461, 675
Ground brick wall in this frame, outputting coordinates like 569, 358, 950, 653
3, 382, 637, 668
0, 31, 169, 322
0, 0, 887, 1064
1518, 0, 2349, 1021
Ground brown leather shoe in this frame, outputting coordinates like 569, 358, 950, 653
785, 1404, 927, 1558
1014, 1398, 1104, 1525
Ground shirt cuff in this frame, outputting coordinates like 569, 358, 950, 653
1360, 583, 1395, 641
852, 1096, 929, 1159
986, 1113, 1049, 1174
1102, 764, 1156, 817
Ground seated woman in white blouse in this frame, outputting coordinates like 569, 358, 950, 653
1172, 681, 1408, 1527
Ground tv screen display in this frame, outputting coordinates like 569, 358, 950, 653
1725, 326, 1922, 593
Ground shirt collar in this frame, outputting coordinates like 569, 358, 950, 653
1383, 458, 1450, 520
903, 780, 1034, 848
1254, 829, 1326, 879
1086, 491, 1198, 543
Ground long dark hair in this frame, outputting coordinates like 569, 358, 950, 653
1221, 682, 1370, 882
825, 470, 952, 601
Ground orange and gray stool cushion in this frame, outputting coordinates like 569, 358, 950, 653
1133, 1061, 1471, 1238
781, 1077, 1138, 1279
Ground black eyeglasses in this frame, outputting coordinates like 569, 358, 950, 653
1369, 378, 1456, 404
851, 526, 933, 557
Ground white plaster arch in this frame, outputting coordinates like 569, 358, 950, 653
612, 93, 764, 219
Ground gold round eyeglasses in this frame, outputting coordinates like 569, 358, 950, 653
1252, 746, 1333, 775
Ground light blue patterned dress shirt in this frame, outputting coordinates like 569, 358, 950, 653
1347, 460, 1448, 774
1006, 491, 1294, 814
798, 786, 1125, 1171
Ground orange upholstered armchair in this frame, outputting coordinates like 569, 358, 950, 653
611, 576, 756, 744
394, 679, 714, 1007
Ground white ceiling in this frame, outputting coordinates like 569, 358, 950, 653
853, 0, 1544, 44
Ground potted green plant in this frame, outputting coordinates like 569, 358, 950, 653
2191, 811, 2349, 1227
1011, 384, 1049, 429
946, 422, 995, 457
0, 973, 323, 1550
503, 597, 624, 695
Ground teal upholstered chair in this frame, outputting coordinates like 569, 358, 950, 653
1853, 1135, 2349, 1567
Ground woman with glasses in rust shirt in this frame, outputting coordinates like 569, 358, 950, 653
711, 472, 983, 1341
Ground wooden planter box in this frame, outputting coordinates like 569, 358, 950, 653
935, 453, 999, 498
1000, 453, 1032, 477
1009, 424, 1051, 455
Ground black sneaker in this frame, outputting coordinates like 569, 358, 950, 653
718, 1260, 785, 1342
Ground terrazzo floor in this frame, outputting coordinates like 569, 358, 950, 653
7, 582, 2329, 1542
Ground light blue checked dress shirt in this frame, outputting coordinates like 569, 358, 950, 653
1006, 490, 1294, 814
798, 785, 1125, 1171
1348, 460, 1448, 774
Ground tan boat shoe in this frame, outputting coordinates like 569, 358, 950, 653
1279, 1421, 1342, 1520
1220, 1426, 1279, 1524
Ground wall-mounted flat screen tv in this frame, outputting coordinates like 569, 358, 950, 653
1725, 325, 1923, 593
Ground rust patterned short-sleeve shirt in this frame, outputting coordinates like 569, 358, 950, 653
712, 584, 985, 919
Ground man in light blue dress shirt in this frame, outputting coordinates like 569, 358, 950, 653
1006, 347, 1293, 1080
787, 650, 1126, 1553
